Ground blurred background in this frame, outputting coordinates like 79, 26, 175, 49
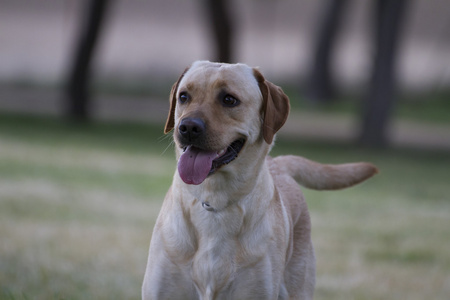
0, 0, 449, 299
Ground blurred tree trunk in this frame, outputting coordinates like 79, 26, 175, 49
306, 0, 349, 103
204, 0, 234, 63
66, 0, 112, 121
359, 0, 408, 147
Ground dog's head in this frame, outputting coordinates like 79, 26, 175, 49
164, 61, 290, 185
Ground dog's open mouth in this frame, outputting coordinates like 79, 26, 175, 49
178, 138, 246, 185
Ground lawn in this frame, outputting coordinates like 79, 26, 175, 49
0, 114, 449, 300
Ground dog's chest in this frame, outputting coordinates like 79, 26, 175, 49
186, 209, 278, 298
191, 240, 237, 296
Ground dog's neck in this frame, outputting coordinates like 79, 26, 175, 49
172, 138, 273, 211
174, 157, 273, 212
172, 140, 272, 213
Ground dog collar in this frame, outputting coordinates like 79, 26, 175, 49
202, 201, 216, 212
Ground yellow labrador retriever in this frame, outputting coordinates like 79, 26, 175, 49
143, 61, 378, 300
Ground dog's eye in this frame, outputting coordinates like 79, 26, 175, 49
222, 95, 240, 107
179, 92, 190, 104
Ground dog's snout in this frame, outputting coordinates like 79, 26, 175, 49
178, 118, 205, 141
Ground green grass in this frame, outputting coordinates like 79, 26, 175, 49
0, 114, 449, 299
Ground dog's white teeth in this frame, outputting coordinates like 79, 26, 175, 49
217, 149, 227, 157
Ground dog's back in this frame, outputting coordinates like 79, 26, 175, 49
266, 155, 377, 299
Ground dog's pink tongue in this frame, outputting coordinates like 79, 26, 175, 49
178, 146, 217, 185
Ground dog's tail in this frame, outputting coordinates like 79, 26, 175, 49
272, 155, 378, 190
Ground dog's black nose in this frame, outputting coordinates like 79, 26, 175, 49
178, 118, 205, 141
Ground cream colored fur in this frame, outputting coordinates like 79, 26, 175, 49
142, 61, 378, 300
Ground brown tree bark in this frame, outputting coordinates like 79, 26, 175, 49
358, 0, 408, 147
203, 0, 234, 63
306, 0, 349, 103
66, 0, 112, 121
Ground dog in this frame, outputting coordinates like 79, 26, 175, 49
142, 61, 378, 300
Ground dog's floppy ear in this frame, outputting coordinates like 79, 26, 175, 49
253, 69, 290, 144
164, 67, 189, 134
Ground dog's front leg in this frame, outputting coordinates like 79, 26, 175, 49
142, 227, 197, 300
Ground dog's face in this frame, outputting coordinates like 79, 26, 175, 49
165, 61, 290, 185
